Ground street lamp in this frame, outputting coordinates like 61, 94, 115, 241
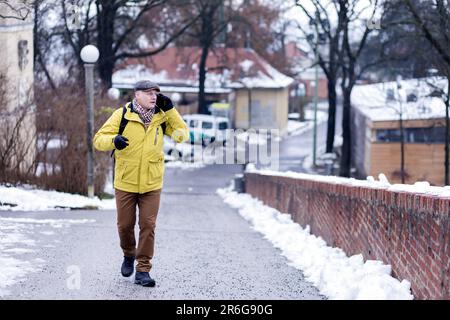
171, 92, 181, 105
80, 44, 99, 198
108, 87, 120, 100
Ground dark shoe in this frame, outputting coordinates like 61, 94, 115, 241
121, 256, 135, 277
134, 271, 156, 287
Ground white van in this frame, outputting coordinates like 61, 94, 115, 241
182, 114, 230, 145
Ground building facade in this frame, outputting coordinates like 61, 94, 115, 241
0, 1, 36, 174
351, 78, 448, 186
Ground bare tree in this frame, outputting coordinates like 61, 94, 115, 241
296, 0, 384, 176
175, 0, 286, 114
404, 0, 450, 184
295, 0, 347, 154
226, 0, 291, 76
33, 0, 60, 90
34, 0, 199, 89
0, 0, 32, 20
338, 0, 383, 177
173, 0, 238, 114
0, 72, 37, 184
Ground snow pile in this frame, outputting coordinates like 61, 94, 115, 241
217, 185, 413, 300
245, 164, 450, 198
0, 185, 116, 211
0, 216, 94, 296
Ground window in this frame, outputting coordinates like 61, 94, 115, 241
189, 120, 198, 128
376, 126, 445, 144
429, 126, 445, 143
407, 93, 418, 103
218, 122, 228, 130
406, 127, 446, 143
405, 128, 427, 143
202, 121, 213, 129
376, 129, 401, 142
386, 89, 396, 101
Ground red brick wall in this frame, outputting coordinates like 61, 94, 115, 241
245, 172, 450, 300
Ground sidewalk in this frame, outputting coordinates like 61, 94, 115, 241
1, 164, 324, 299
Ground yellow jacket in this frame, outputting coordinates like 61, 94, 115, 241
93, 102, 189, 193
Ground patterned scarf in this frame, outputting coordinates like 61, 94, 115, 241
133, 99, 155, 127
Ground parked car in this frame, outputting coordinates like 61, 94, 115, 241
182, 114, 230, 146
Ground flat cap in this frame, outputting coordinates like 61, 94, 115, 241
134, 80, 160, 92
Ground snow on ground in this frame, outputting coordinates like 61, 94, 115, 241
0, 185, 116, 211
246, 164, 450, 198
0, 216, 95, 296
287, 110, 328, 137
165, 160, 206, 170
217, 183, 414, 300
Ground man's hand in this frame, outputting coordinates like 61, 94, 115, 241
156, 93, 174, 112
113, 135, 129, 150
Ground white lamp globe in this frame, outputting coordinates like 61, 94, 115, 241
80, 45, 100, 63
171, 92, 181, 104
108, 88, 120, 100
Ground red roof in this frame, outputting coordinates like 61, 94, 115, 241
113, 46, 293, 90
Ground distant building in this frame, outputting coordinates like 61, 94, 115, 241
284, 41, 328, 114
351, 77, 448, 186
112, 46, 294, 134
0, 1, 36, 173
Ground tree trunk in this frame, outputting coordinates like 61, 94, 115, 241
326, 77, 337, 153
98, 59, 114, 89
400, 113, 405, 183
446, 79, 450, 185
198, 45, 209, 114
97, 3, 116, 89
339, 88, 352, 177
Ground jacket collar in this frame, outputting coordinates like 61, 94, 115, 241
124, 101, 165, 126
129, 101, 161, 114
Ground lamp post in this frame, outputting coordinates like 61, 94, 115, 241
313, 49, 319, 167
396, 75, 406, 184
80, 44, 99, 198
308, 12, 327, 167
247, 83, 253, 129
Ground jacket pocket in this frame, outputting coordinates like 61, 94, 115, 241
121, 161, 139, 185
147, 156, 164, 184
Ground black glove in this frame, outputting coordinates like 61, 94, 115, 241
113, 135, 129, 150
156, 93, 174, 112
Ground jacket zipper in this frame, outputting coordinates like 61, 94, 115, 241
154, 127, 159, 145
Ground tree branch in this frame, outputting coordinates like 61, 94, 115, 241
114, 14, 199, 60
0, 0, 31, 20
405, 0, 450, 67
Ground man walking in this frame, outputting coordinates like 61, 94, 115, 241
93, 80, 189, 287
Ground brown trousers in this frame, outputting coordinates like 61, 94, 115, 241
115, 188, 161, 272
